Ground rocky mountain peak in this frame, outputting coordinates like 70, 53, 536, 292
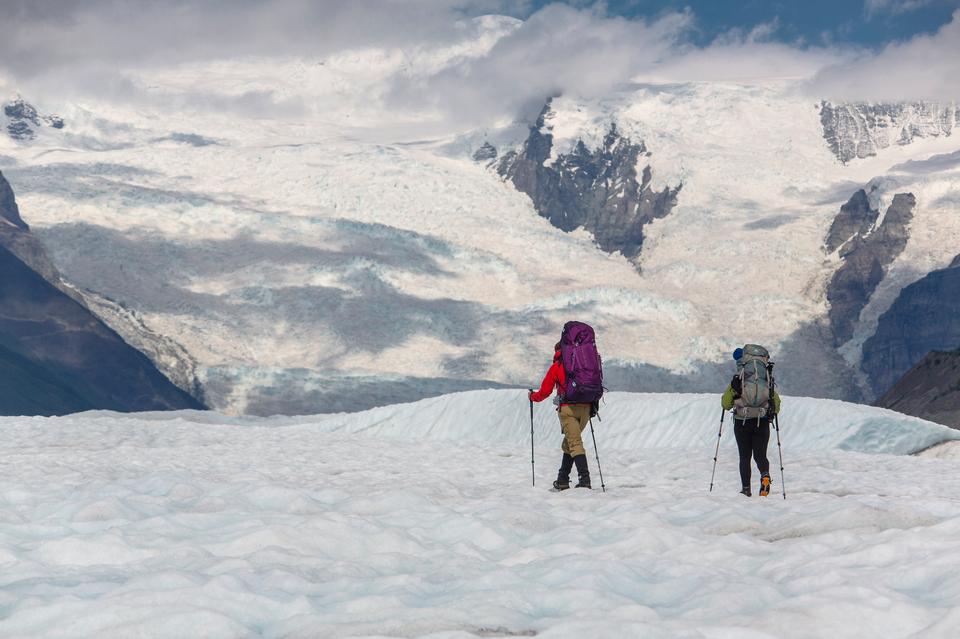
0, 170, 29, 231
820, 101, 958, 164
497, 102, 680, 261
824, 188, 876, 253
4, 97, 65, 141
826, 190, 916, 346
472, 142, 497, 162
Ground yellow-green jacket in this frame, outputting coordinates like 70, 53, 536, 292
721, 384, 781, 414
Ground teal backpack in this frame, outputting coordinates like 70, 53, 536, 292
735, 344, 772, 419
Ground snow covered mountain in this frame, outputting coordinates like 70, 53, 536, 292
3, 390, 960, 637
3, 97, 64, 141
1, 20, 959, 416
820, 101, 959, 163
497, 103, 681, 259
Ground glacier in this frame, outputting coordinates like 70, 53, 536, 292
1, 390, 960, 637
1, 28, 960, 413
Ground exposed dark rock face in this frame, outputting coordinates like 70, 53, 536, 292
82, 291, 207, 402
826, 191, 915, 346
820, 102, 958, 163
0, 169, 29, 230
0, 245, 205, 415
6, 120, 34, 140
0, 170, 68, 288
473, 142, 497, 162
877, 349, 960, 429
4, 99, 40, 123
824, 189, 877, 254
497, 104, 680, 260
862, 257, 960, 398
4, 97, 65, 140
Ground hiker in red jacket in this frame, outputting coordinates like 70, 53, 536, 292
529, 342, 593, 490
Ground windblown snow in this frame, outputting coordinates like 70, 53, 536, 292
3, 390, 960, 638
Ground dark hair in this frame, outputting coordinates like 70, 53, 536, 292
554, 341, 562, 351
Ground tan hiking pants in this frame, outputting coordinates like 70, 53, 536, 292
559, 404, 591, 457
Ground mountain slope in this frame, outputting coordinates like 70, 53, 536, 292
820, 101, 958, 163
861, 255, 960, 397
0, 342, 95, 415
0, 244, 205, 415
826, 191, 915, 345
878, 349, 960, 429
0, 171, 204, 415
497, 105, 680, 260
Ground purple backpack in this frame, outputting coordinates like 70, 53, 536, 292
559, 321, 604, 404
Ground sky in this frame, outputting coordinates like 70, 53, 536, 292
521, 0, 960, 47
0, 1, 958, 128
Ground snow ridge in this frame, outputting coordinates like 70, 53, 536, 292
2, 391, 960, 638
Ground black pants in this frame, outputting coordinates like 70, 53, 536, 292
734, 417, 770, 488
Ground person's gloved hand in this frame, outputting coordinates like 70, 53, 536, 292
730, 375, 742, 398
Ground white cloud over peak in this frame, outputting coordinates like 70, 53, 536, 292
808, 9, 960, 100
1, 1, 957, 132
384, 4, 695, 127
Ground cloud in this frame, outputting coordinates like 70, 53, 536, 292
709, 17, 782, 45
383, 6, 853, 130
640, 41, 846, 85
807, 9, 960, 100
0, 0, 544, 76
864, 0, 936, 18
0, 0, 523, 117
1, 1, 957, 131
385, 4, 695, 128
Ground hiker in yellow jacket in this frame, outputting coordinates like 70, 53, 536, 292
721, 345, 781, 497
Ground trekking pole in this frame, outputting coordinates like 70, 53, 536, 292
709, 409, 725, 492
528, 390, 535, 487
774, 412, 786, 500
588, 419, 606, 492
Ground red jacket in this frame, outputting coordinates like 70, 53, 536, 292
530, 350, 567, 404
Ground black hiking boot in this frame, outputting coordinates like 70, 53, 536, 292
740, 486, 752, 497
553, 453, 573, 491
573, 454, 591, 489
759, 474, 771, 497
